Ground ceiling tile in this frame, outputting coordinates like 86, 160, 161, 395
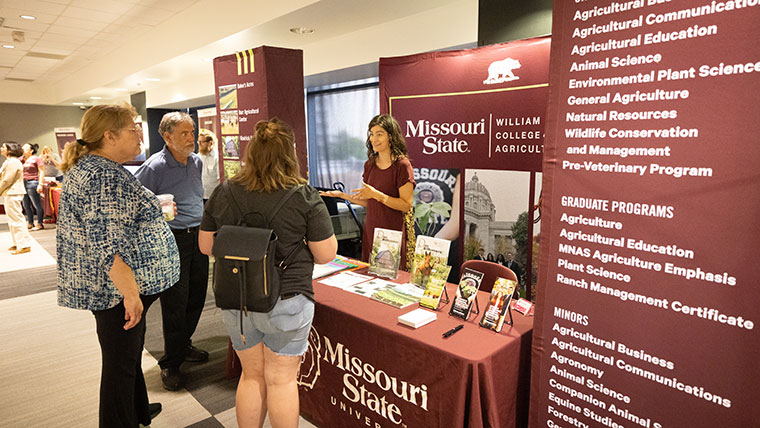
0, 7, 58, 24
68, 0, 136, 14
16, 55, 63, 67
53, 16, 109, 32
155, 0, 198, 13
62, 6, 120, 23
33, 40, 80, 51
0, 17, 51, 32
40, 32, 91, 44
46, 24, 98, 39
1, 0, 67, 15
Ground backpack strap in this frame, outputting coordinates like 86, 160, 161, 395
223, 182, 306, 269
222, 181, 246, 225
264, 185, 300, 228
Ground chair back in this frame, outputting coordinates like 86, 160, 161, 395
460, 260, 518, 294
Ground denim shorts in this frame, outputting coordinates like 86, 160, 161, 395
222, 294, 314, 356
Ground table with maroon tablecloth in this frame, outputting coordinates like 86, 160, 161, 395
297, 268, 533, 428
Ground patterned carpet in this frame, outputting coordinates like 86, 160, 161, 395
0, 221, 316, 428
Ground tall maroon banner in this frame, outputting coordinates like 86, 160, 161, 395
212, 46, 307, 180
54, 127, 77, 155
531, 2, 760, 427
380, 39, 550, 291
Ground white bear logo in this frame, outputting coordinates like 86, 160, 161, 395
297, 326, 322, 390
483, 57, 521, 84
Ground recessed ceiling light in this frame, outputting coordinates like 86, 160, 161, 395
89, 96, 102, 100
20, 15, 36, 20
144, 77, 160, 81
72, 102, 84, 105
289, 27, 315, 35
2, 45, 14, 49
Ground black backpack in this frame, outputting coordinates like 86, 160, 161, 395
211, 182, 305, 341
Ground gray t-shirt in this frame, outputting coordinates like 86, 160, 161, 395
201, 182, 334, 300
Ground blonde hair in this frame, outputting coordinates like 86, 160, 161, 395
41, 146, 54, 155
60, 105, 137, 173
231, 118, 305, 192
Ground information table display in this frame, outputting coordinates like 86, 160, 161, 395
298, 269, 534, 428
531, 1, 760, 427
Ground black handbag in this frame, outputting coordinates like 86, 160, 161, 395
211, 182, 304, 342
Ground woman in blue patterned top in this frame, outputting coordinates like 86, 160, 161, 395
57, 104, 180, 428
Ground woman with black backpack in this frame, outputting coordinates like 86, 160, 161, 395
199, 118, 337, 428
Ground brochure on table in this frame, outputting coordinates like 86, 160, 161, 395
410, 236, 451, 288
371, 282, 425, 309
419, 263, 452, 310
479, 277, 517, 332
367, 228, 403, 279
449, 268, 484, 320
312, 255, 366, 280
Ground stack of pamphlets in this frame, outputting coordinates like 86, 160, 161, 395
398, 308, 437, 328
312, 255, 368, 280
479, 277, 518, 332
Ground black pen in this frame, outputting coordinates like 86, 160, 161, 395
442, 324, 464, 338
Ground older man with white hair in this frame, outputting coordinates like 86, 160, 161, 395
135, 111, 209, 391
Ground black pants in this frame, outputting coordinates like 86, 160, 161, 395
159, 228, 209, 369
92, 293, 159, 428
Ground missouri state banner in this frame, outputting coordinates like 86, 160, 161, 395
380, 37, 551, 171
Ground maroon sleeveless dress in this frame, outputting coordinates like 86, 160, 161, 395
361, 157, 415, 264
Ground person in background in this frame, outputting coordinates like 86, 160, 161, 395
486, 252, 495, 262
504, 251, 522, 286
473, 247, 485, 260
40, 146, 64, 182
56, 104, 179, 427
0, 142, 33, 254
197, 129, 220, 203
320, 114, 415, 266
496, 253, 506, 265
21, 143, 45, 230
135, 112, 209, 391
199, 118, 336, 428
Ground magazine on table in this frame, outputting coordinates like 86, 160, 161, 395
409, 235, 451, 289
367, 228, 403, 279
479, 277, 518, 332
419, 263, 452, 310
449, 268, 484, 319
370, 282, 425, 309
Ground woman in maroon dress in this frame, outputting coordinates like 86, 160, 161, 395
322, 114, 415, 265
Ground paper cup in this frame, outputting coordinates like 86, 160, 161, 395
156, 194, 175, 222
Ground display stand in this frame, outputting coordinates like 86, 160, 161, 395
469, 297, 480, 318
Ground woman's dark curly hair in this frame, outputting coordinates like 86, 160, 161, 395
365, 114, 408, 160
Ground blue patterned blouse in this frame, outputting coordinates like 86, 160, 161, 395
57, 155, 180, 311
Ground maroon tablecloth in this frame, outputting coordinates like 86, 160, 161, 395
298, 269, 533, 428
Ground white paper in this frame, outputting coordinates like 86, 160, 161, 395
319, 271, 373, 289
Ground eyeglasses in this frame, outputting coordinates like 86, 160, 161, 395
122, 126, 141, 134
